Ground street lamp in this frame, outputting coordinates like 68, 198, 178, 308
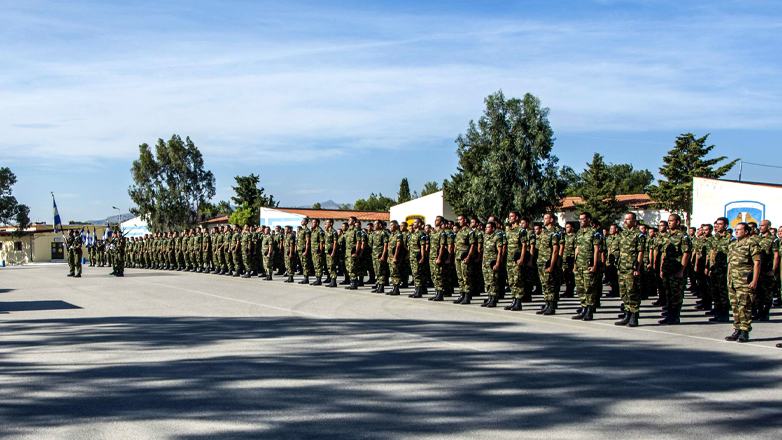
112, 206, 121, 235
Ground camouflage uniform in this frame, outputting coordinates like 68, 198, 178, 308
537, 226, 562, 304
344, 226, 360, 281
454, 226, 477, 294
388, 230, 406, 285
709, 232, 731, 313
297, 227, 312, 277
660, 229, 692, 314
428, 227, 448, 292
562, 230, 576, 296
505, 225, 526, 299
284, 232, 297, 276
262, 232, 275, 276
324, 226, 339, 280
693, 235, 711, 306
482, 230, 502, 297
65, 234, 83, 276
618, 227, 646, 313
372, 229, 390, 285
311, 226, 326, 278
728, 235, 760, 332
575, 226, 601, 308
409, 229, 429, 287
754, 233, 778, 311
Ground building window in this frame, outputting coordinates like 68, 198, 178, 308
14, 241, 23, 251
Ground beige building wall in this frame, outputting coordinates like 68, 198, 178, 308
1, 226, 108, 265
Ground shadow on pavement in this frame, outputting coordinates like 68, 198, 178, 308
0, 300, 81, 313
0, 316, 780, 439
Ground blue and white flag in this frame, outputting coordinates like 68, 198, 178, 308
92, 227, 97, 245
52, 193, 63, 233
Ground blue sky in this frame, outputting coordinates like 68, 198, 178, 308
2, 0, 782, 223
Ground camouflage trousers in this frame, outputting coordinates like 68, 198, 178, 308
410, 257, 428, 287
373, 255, 389, 284
455, 257, 473, 293
67, 250, 82, 275
483, 262, 500, 296
662, 272, 686, 312
285, 253, 296, 276
298, 250, 313, 276
263, 254, 273, 275
202, 251, 211, 269
240, 250, 251, 273
313, 251, 325, 277
562, 256, 575, 293
226, 251, 235, 271
696, 270, 711, 304
728, 273, 755, 331
177, 251, 185, 268
506, 260, 524, 298
429, 259, 444, 290
538, 264, 561, 302
618, 269, 642, 313
389, 260, 404, 285
345, 255, 359, 279
710, 270, 729, 309
325, 254, 338, 279
574, 267, 599, 307
755, 274, 775, 307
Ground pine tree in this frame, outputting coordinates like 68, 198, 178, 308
573, 153, 623, 227
649, 133, 738, 225
443, 91, 566, 220
397, 178, 412, 204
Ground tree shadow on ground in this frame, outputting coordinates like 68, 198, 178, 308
0, 300, 81, 313
0, 316, 780, 439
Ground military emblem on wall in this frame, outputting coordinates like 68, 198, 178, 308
404, 214, 425, 227
724, 201, 765, 229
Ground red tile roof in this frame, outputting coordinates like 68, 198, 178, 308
561, 194, 658, 210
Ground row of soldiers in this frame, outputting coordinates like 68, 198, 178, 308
91, 212, 780, 344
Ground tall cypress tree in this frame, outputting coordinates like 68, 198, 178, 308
573, 153, 622, 227
397, 178, 412, 204
649, 133, 738, 225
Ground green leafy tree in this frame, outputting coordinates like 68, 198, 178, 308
227, 174, 278, 226
649, 133, 738, 224
397, 178, 412, 204
199, 200, 234, 217
573, 153, 623, 227
354, 193, 396, 211
443, 91, 566, 220
338, 203, 352, 210
421, 181, 440, 196
129, 135, 216, 232
563, 163, 653, 197
0, 167, 30, 234
312, 202, 322, 210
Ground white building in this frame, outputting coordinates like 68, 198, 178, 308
120, 216, 149, 238
260, 207, 389, 229
557, 194, 672, 227
389, 191, 455, 227
692, 177, 782, 228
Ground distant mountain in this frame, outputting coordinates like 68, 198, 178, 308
296, 200, 352, 210
85, 213, 136, 225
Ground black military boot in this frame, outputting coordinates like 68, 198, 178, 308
287, 275, 294, 283
242, 271, 251, 278
371, 283, 380, 293
421, 287, 428, 297
536, 301, 550, 315
312, 276, 322, 286
345, 279, 357, 290
758, 305, 771, 321
430, 290, 444, 301
725, 329, 741, 341
409, 287, 423, 298
504, 298, 518, 310
298, 276, 309, 284
340, 275, 350, 285
737, 330, 750, 343
544, 302, 557, 315
453, 291, 466, 304
266, 273, 273, 281
375, 284, 384, 293
324, 276, 331, 284
615, 311, 631, 326
459, 293, 471, 305
628, 312, 640, 327
388, 285, 400, 296
482, 295, 495, 308
572, 305, 587, 320
327, 277, 337, 288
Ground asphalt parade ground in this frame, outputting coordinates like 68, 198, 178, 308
1, 264, 781, 439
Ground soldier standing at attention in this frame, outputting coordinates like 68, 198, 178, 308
658, 214, 691, 325
283, 226, 297, 282
310, 219, 326, 285
444, 221, 457, 297
707, 217, 731, 322
343, 217, 361, 290
261, 226, 275, 280
365, 223, 376, 286
606, 224, 621, 297
65, 229, 83, 277
503, 211, 526, 311
725, 222, 761, 343
536, 213, 561, 316
652, 221, 669, 306
386, 220, 405, 296
297, 218, 312, 284
337, 223, 349, 284
693, 225, 713, 311
323, 219, 340, 287
481, 221, 504, 308
239, 225, 252, 278
752, 219, 778, 321
370, 220, 389, 294
453, 214, 477, 305
408, 218, 429, 298
615, 213, 646, 327
472, 219, 485, 295
228, 225, 240, 276
573, 213, 601, 320
428, 216, 450, 302
562, 222, 577, 298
